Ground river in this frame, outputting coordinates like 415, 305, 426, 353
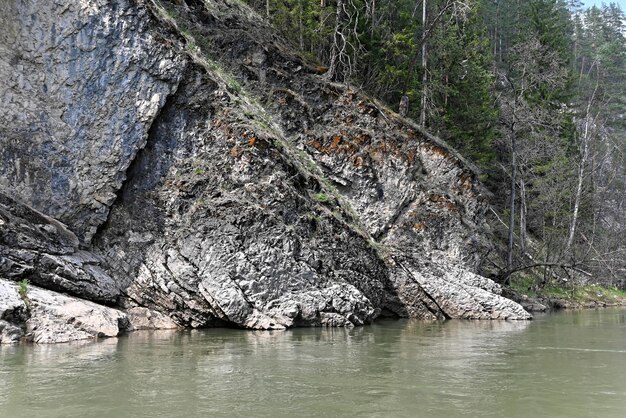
1, 308, 626, 417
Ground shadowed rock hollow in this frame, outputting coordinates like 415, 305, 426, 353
0, 0, 529, 343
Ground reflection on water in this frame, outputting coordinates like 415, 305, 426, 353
1, 310, 626, 417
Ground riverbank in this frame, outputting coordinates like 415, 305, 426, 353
504, 283, 626, 313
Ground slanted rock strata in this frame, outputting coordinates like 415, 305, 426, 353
0, 0, 530, 343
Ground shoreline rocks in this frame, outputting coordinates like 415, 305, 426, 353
0, 278, 129, 344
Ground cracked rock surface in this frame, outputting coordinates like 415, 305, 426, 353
0, 0, 529, 343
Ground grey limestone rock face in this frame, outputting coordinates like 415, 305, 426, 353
0, 321, 23, 344
0, 279, 28, 344
0, 0, 184, 242
0, 0, 530, 340
25, 284, 130, 344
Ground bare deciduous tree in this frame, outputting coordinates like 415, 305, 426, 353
326, 0, 362, 81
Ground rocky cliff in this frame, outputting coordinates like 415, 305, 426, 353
0, 0, 529, 344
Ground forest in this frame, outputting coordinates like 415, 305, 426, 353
244, 0, 626, 294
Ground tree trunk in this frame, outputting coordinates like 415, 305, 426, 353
299, 0, 304, 50
567, 148, 586, 254
367, 0, 376, 34
507, 131, 517, 275
420, 0, 427, 126
520, 177, 527, 255
326, 0, 346, 81
493, 0, 499, 62
566, 77, 597, 255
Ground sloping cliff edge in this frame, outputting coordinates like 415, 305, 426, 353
0, 0, 529, 344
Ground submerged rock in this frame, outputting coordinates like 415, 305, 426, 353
0, 0, 530, 341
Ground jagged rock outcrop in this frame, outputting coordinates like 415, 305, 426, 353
0, 193, 119, 303
0, 0, 529, 342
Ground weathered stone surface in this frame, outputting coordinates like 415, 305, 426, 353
26, 286, 130, 344
0, 320, 24, 344
520, 300, 549, 313
0, 0, 185, 242
0, 278, 130, 344
0, 0, 530, 338
127, 307, 179, 331
404, 265, 531, 319
501, 289, 550, 313
0, 280, 25, 318
0, 192, 119, 303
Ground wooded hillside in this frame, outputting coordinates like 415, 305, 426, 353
245, 0, 626, 290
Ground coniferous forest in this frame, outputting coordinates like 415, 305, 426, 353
245, 0, 626, 293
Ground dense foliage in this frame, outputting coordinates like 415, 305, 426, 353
245, 0, 626, 290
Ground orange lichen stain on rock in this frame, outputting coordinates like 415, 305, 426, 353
230, 145, 243, 158
308, 134, 358, 155
329, 135, 342, 151
366, 142, 388, 161
307, 138, 323, 151
459, 173, 473, 191
357, 100, 379, 116
429, 193, 458, 212
313, 65, 329, 75
406, 129, 419, 140
355, 132, 370, 145
378, 140, 408, 161
413, 223, 426, 231
422, 143, 449, 159
310, 131, 415, 161
407, 148, 417, 163
167, 179, 191, 193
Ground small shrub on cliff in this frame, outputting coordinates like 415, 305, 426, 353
227, 78, 242, 93
18, 279, 29, 298
314, 193, 331, 203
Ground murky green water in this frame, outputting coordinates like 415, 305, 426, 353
1, 309, 626, 417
